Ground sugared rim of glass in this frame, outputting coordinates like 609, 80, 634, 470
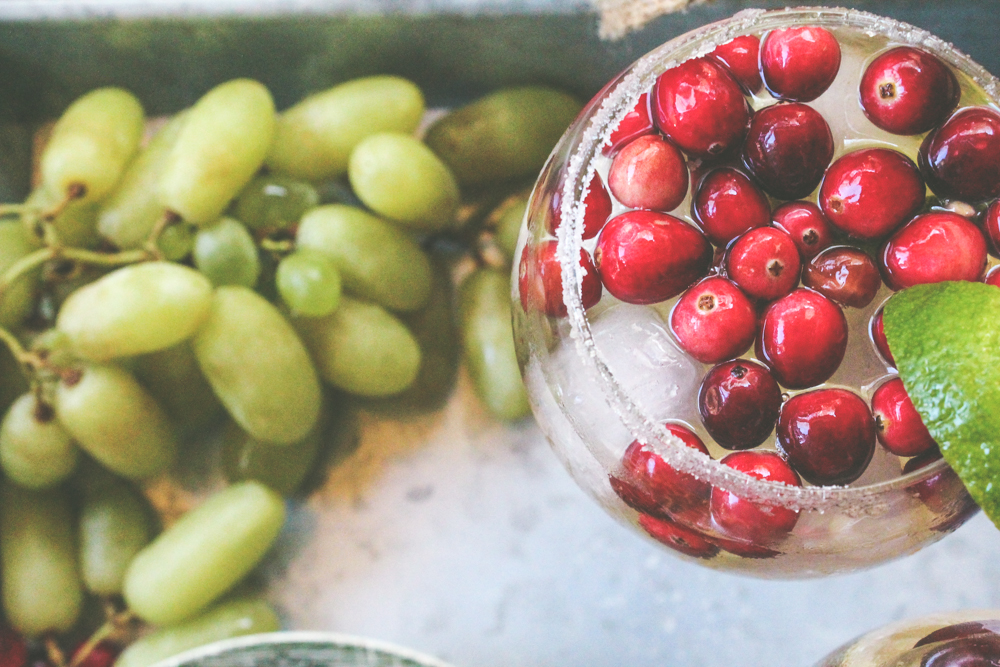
555, 6, 999, 512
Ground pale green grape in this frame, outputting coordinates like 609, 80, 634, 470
0, 393, 79, 488
425, 86, 582, 185
494, 192, 529, 263
0, 483, 83, 636
0, 345, 28, 419
348, 133, 459, 232
296, 205, 431, 312
79, 475, 156, 595
160, 79, 276, 224
39, 87, 145, 204
0, 220, 39, 328
192, 286, 321, 444
116, 596, 280, 667
295, 297, 420, 397
233, 175, 319, 231
132, 342, 224, 440
459, 268, 530, 421
157, 222, 196, 261
123, 481, 285, 626
276, 250, 341, 317
56, 261, 213, 361
25, 188, 101, 249
55, 364, 177, 479
266, 75, 424, 181
192, 217, 261, 288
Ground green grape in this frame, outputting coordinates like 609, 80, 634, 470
39, 87, 145, 204
348, 133, 459, 232
0, 483, 83, 636
0, 345, 28, 418
0, 220, 39, 328
25, 188, 102, 249
275, 250, 341, 317
116, 596, 280, 667
266, 75, 424, 181
132, 342, 224, 440
98, 112, 188, 250
55, 364, 177, 480
192, 286, 321, 444
192, 217, 261, 288
157, 222, 196, 261
493, 192, 529, 263
459, 268, 530, 421
79, 475, 156, 595
295, 297, 420, 397
56, 261, 213, 361
233, 175, 319, 231
425, 86, 582, 185
160, 79, 276, 225
296, 205, 431, 312
123, 481, 285, 626
0, 393, 79, 489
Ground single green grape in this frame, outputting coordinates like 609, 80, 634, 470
0, 483, 83, 637
123, 481, 285, 626
493, 192, 529, 263
25, 188, 102, 249
233, 175, 319, 231
193, 217, 261, 288
296, 204, 431, 312
132, 342, 224, 440
276, 250, 341, 317
0, 393, 79, 489
157, 222, 196, 261
0, 220, 39, 329
266, 75, 424, 181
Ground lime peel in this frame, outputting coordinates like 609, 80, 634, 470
883, 281, 1000, 526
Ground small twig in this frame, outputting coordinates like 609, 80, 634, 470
61, 247, 150, 267
45, 635, 67, 667
143, 211, 181, 260
260, 238, 295, 254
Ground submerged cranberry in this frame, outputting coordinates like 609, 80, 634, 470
670, 276, 757, 364
548, 171, 612, 240
986, 266, 1000, 288
708, 534, 781, 560
518, 240, 602, 317
603, 92, 655, 155
819, 148, 925, 240
919, 634, 1000, 666
758, 288, 848, 389
920, 106, 1000, 202
881, 212, 988, 290
711, 450, 801, 546
654, 57, 750, 158
760, 26, 841, 102
904, 448, 980, 529
743, 103, 834, 200
870, 306, 896, 367
725, 227, 802, 301
594, 211, 712, 304
692, 167, 771, 246
860, 46, 960, 135
771, 201, 836, 259
638, 513, 720, 559
698, 360, 782, 450
608, 134, 688, 212
802, 246, 882, 308
709, 35, 763, 93
984, 199, 1000, 256
872, 377, 937, 457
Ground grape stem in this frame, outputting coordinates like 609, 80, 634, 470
45, 636, 67, 667
68, 609, 135, 667
260, 237, 295, 254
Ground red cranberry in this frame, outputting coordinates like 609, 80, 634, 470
819, 148, 925, 240
870, 306, 896, 367
653, 57, 750, 158
518, 240, 602, 317
802, 246, 882, 308
708, 534, 781, 559
548, 171, 612, 240
711, 450, 801, 546
609, 423, 711, 521
709, 35, 763, 93
0, 628, 26, 667
859, 46, 960, 135
698, 359, 782, 450
670, 276, 757, 364
637, 513, 720, 559
984, 199, 1000, 256
725, 227, 801, 301
760, 26, 841, 102
603, 92, 655, 156
916, 620, 1000, 647
594, 210, 712, 304
71, 642, 120, 667
881, 212, 988, 290
871, 377, 937, 457
608, 134, 688, 211
920, 106, 1000, 203
692, 167, 771, 246
743, 103, 834, 200
986, 266, 1000, 288
917, 635, 1000, 665
771, 201, 836, 260
776, 388, 876, 485
758, 288, 848, 389
903, 448, 980, 528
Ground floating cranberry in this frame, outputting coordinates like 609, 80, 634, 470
518, 240, 602, 317
725, 227, 801, 301
743, 103, 834, 200
984, 198, 1000, 256
670, 276, 757, 364
698, 359, 782, 450
915, 620, 1000, 647
548, 171, 612, 240
760, 26, 841, 102
881, 212, 988, 290
709, 35, 763, 93
638, 513, 720, 559
758, 288, 848, 389
771, 201, 836, 259
608, 134, 688, 211
986, 266, 1000, 288
654, 57, 750, 158
871, 377, 937, 457
0, 628, 26, 667
802, 246, 882, 308
776, 388, 876, 485
594, 210, 712, 304
711, 450, 801, 546
819, 148, 925, 240
859, 46, 960, 135
692, 167, 771, 246
870, 306, 896, 367
603, 92, 655, 155
920, 106, 1000, 202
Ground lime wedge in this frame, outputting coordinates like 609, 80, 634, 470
883, 281, 1000, 526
